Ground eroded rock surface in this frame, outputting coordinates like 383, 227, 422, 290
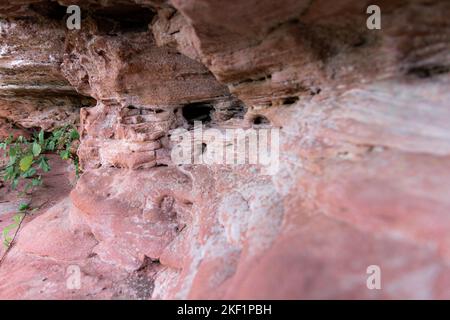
0, 2, 95, 140
0, 0, 450, 299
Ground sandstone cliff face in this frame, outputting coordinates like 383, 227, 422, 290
0, 0, 450, 299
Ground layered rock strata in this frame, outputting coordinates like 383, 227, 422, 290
0, 0, 449, 299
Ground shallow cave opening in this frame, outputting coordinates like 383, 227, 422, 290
29, 2, 68, 21
23, 2, 155, 35
201, 143, 207, 154
282, 96, 299, 105
252, 115, 270, 125
407, 64, 450, 79
182, 103, 214, 125
90, 5, 155, 34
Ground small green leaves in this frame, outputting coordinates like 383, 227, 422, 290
2, 213, 25, 248
3, 221, 16, 247
70, 129, 80, 140
4, 166, 14, 178
32, 142, 42, 156
38, 130, 44, 146
11, 178, 19, 190
21, 167, 36, 178
18, 203, 29, 212
13, 214, 24, 223
37, 157, 50, 172
1, 125, 80, 194
7, 154, 17, 166
3, 235, 12, 247
19, 154, 33, 172
60, 150, 70, 160
32, 177, 42, 187
46, 140, 55, 151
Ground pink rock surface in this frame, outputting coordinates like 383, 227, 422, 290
0, 0, 450, 299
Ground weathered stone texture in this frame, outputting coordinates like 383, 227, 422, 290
0, 0, 449, 299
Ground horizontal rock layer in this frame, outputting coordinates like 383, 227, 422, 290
0, 0, 449, 299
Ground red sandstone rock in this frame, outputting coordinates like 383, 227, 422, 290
0, 0, 450, 300
0, 7, 95, 131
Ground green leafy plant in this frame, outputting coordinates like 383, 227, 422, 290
0, 125, 80, 253
0, 125, 80, 193
2, 204, 27, 248
0, 125, 80, 258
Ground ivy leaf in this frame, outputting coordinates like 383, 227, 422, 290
70, 129, 80, 140
32, 142, 42, 157
38, 130, 44, 146
53, 130, 63, 140
47, 140, 55, 151
38, 157, 50, 172
9, 147, 17, 157
8, 155, 17, 166
13, 214, 24, 223
18, 203, 29, 212
32, 177, 42, 186
2, 228, 9, 239
4, 166, 18, 183
11, 178, 19, 190
21, 167, 36, 178
5, 166, 14, 177
19, 154, 34, 172
60, 150, 70, 160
